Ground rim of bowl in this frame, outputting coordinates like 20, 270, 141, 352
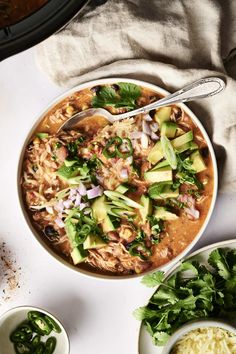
162, 318, 236, 354
0, 305, 70, 353
17, 77, 218, 280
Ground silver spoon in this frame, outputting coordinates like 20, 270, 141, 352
58, 77, 225, 132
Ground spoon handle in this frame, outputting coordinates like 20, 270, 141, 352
113, 77, 225, 121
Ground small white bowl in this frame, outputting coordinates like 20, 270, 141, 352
163, 319, 236, 354
0, 306, 70, 354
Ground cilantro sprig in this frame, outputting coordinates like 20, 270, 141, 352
134, 248, 236, 346
92, 82, 141, 110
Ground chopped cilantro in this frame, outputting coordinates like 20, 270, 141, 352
92, 82, 141, 110
134, 247, 236, 346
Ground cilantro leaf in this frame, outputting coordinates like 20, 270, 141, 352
152, 331, 170, 346
92, 86, 119, 108
141, 271, 165, 288
92, 83, 141, 110
133, 307, 158, 320
208, 248, 230, 280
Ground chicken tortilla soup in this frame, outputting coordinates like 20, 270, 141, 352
21, 81, 214, 276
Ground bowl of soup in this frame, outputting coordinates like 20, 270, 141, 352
17, 78, 217, 279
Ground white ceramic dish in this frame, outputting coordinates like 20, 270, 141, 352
0, 306, 70, 354
17, 78, 218, 280
138, 239, 236, 354
162, 319, 236, 354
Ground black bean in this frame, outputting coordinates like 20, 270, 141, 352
90, 85, 101, 93
201, 147, 209, 157
149, 109, 156, 118
44, 225, 59, 241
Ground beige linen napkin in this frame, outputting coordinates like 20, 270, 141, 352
36, 0, 236, 192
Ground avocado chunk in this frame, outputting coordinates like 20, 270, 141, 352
92, 195, 107, 222
65, 220, 77, 248
190, 150, 207, 173
83, 235, 106, 250
147, 141, 164, 165
102, 214, 115, 232
91, 195, 115, 232
176, 141, 198, 153
175, 127, 185, 136
151, 159, 169, 171
148, 182, 179, 199
71, 246, 87, 265
154, 107, 172, 126
161, 121, 178, 138
171, 131, 193, 149
144, 166, 173, 183
140, 195, 152, 223
115, 184, 129, 194
154, 207, 178, 220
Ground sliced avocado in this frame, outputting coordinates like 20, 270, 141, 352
190, 150, 207, 173
115, 184, 129, 194
175, 127, 185, 136
151, 159, 170, 171
140, 195, 152, 223
104, 190, 142, 209
91, 195, 115, 232
102, 214, 115, 232
144, 167, 173, 183
154, 107, 172, 126
154, 207, 178, 220
65, 220, 77, 248
176, 141, 198, 153
147, 141, 164, 165
92, 195, 107, 222
158, 185, 179, 199
71, 246, 87, 265
161, 121, 178, 138
171, 131, 193, 149
83, 235, 106, 250
148, 182, 179, 199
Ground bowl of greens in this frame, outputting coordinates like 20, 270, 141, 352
0, 306, 69, 354
136, 239, 236, 354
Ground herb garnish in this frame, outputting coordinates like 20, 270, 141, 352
134, 248, 236, 346
92, 82, 141, 110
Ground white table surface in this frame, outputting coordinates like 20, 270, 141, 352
0, 48, 236, 354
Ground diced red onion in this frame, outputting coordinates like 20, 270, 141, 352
142, 120, 152, 135
141, 133, 149, 148
54, 200, 64, 212
150, 123, 158, 132
151, 132, 159, 140
77, 182, 87, 196
87, 186, 103, 199
55, 217, 65, 228
126, 156, 133, 164
131, 131, 143, 139
185, 207, 200, 220
80, 202, 89, 211
74, 194, 82, 207
143, 113, 153, 121
120, 169, 128, 179
63, 199, 73, 209
46, 206, 53, 214
69, 188, 77, 198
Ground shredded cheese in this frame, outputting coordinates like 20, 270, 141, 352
171, 327, 236, 354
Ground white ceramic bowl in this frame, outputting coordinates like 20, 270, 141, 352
0, 306, 70, 354
162, 319, 236, 354
17, 78, 218, 280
